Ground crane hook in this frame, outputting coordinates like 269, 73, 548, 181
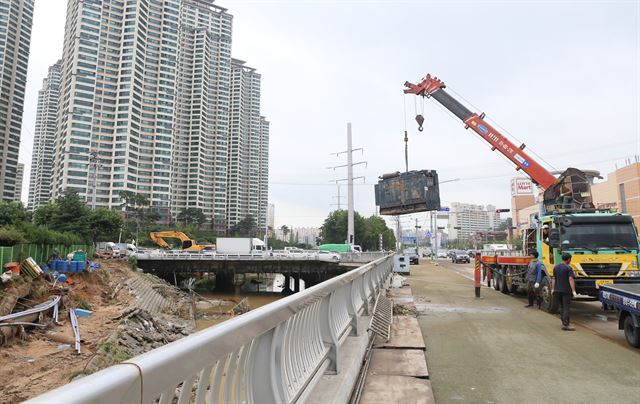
415, 114, 425, 132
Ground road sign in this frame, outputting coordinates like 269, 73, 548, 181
402, 236, 417, 244
425, 231, 432, 238
438, 207, 450, 212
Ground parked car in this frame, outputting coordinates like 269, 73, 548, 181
316, 250, 340, 262
451, 250, 471, 264
437, 251, 448, 259
408, 252, 419, 265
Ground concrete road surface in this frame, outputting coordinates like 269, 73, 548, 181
410, 260, 640, 404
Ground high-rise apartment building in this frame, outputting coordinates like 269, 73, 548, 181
14, 162, 23, 201
173, 0, 232, 231
257, 116, 269, 231
51, 0, 181, 217
45, 0, 268, 230
448, 202, 502, 240
0, 0, 35, 201
228, 58, 268, 231
28, 60, 63, 211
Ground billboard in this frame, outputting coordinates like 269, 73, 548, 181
374, 170, 441, 215
511, 178, 533, 196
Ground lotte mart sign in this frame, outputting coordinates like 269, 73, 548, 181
511, 178, 533, 196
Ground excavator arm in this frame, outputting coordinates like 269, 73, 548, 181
404, 74, 557, 189
149, 231, 195, 250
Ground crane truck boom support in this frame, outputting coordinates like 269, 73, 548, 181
404, 72, 640, 309
404, 74, 556, 188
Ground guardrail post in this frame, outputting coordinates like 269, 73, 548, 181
248, 323, 287, 404
320, 291, 339, 374
360, 272, 370, 315
347, 281, 359, 336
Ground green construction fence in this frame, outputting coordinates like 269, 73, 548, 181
0, 244, 95, 269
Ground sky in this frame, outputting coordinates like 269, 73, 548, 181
20, 0, 640, 233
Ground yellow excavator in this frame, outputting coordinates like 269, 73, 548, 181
148, 231, 215, 251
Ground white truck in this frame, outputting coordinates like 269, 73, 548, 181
216, 238, 266, 255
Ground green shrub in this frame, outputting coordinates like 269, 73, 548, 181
0, 226, 26, 246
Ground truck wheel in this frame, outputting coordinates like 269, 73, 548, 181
501, 268, 510, 294
506, 267, 518, 294
540, 277, 558, 313
624, 316, 640, 348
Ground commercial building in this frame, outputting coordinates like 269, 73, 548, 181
51, 0, 181, 218
510, 177, 536, 229
172, 0, 233, 232
447, 202, 502, 241
0, 0, 34, 201
28, 60, 63, 211
227, 58, 269, 231
512, 160, 640, 229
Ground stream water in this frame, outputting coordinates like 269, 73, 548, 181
195, 273, 305, 330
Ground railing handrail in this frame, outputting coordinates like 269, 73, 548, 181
134, 250, 388, 263
29, 254, 394, 404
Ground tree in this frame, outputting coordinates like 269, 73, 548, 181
230, 215, 257, 237
361, 215, 396, 251
88, 208, 124, 243
320, 210, 366, 247
33, 203, 59, 227
119, 191, 150, 243
50, 190, 90, 239
177, 208, 206, 226
497, 217, 512, 231
280, 225, 290, 241
0, 201, 28, 227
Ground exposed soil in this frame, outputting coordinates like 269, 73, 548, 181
0, 260, 194, 403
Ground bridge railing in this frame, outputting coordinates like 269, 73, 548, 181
29, 255, 394, 404
134, 250, 388, 264
340, 251, 388, 263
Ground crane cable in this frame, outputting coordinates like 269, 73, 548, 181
403, 94, 409, 172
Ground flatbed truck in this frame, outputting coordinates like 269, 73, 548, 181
404, 73, 640, 312
599, 284, 640, 348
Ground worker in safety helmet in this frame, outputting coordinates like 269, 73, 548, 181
542, 224, 550, 243
525, 251, 543, 309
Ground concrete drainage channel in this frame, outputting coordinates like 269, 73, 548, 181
351, 277, 435, 404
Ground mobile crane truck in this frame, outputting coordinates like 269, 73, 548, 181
405, 73, 640, 312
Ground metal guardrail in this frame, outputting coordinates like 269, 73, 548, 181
340, 252, 387, 263
134, 250, 388, 264
29, 255, 394, 404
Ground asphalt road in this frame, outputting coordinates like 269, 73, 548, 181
410, 259, 640, 404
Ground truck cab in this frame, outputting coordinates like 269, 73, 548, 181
528, 213, 640, 307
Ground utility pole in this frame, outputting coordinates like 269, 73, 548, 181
414, 218, 421, 256
330, 185, 345, 210
328, 122, 366, 245
395, 215, 401, 251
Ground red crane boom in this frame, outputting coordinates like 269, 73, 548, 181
404, 74, 557, 190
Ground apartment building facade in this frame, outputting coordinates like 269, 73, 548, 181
31, 0, 269, 231
227, 58, 268, 231
0, 0, 34, 201
447, 202, 502, 241
28, 60, 63, 211
51, 0, 181, 218
172, 0, 232, 232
